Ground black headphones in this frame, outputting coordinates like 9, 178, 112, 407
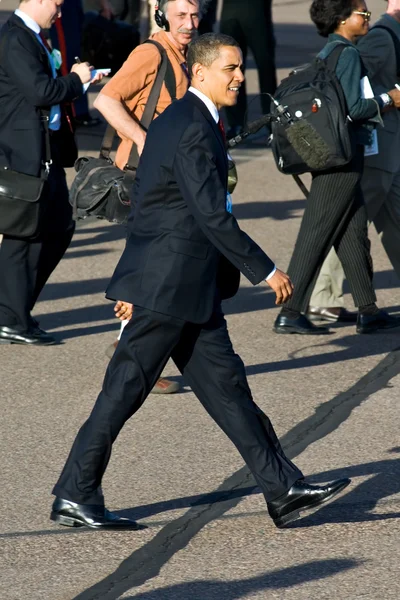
154, 4, 170, 31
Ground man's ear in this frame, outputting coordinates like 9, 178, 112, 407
192, 62, 205, 82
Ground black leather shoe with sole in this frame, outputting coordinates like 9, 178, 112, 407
356, 310, 400, 334
274, 313, 331, 335
267, 478, 351, 528
50, 497, 146, 530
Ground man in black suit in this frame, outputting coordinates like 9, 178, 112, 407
0, 0, 100, 345
51, 33, 350, 531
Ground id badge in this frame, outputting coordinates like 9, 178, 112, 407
226, 192, 232, 213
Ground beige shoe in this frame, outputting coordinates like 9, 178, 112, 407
105, 340, 118, 359
150, 378, 180, 394
105, 340, 180, 394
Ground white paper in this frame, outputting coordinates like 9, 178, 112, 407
83, 69, 111, 92
360, 75, 374, 99
360, 76, 379, 156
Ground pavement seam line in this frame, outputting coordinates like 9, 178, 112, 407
73, 346, 400, 600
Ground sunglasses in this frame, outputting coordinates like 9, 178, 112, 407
353, 10, 372, 21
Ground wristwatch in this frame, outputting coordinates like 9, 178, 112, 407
380, 92, 394, 108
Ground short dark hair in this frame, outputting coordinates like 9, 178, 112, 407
310, 0, 356, 37
187, 33, 240, 75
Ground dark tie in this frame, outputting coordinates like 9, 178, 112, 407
39, 31, 52, 54
218, 118, 226, 144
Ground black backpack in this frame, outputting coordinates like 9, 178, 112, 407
271, 43, 353, 176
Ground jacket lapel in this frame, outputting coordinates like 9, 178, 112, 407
185, 91, 228, 163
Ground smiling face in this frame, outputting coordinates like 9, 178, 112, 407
191, 45, 245, 110
338, 1, 371, 39
166, 0, 200, 51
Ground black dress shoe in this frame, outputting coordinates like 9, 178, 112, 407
267, 478, 351, 528
357, 309, 400, 334
50, 497, 146, 530
307, 306, 358, 323
0, 325, 56, 345
273, 313, 331, 335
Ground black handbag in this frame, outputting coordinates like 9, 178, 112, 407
0, 113, 51, 239
69, 40, 176, 225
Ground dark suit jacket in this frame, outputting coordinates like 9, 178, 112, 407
106, 91, 275, 324
0, 14, 82, 176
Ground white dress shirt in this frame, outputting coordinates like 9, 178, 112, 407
14, 8, 61, 131
187, 86, 276, 281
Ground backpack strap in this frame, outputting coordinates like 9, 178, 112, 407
373, 25, 400, 77
323, 42, 351, 72
99, 38, 176, 169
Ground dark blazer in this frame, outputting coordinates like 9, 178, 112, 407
106, 91, 275, 324
0, 14, 82, 176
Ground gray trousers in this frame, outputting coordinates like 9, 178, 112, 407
310, 166, 400, 307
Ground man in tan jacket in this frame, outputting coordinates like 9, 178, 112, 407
94, 0, 202, 393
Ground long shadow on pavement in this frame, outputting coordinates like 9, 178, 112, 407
120, 558, 361, 600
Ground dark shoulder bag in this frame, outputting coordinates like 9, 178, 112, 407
0, 112, 51, 238
69, 39, 176, 225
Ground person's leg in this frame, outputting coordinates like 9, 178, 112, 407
198, 0, 217, 34
219, 11, 248, 134
172, 308, 302, 502
333, 183, 376, 309
243, 0, 277, 115
365, 167, 400, 282
283, 156, 364, 314
0, 236, 33, 329
308, 247, 345, 308
52, 306, 185, 505
29, 161, 75, 312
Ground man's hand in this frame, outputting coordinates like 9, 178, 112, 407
114, 301, 134, 321
265, 269, 294, 305
71, 62, 93, 84
387, 88, 400, 109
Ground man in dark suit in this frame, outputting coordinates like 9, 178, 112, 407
0, 0, 100, 345
51, 33, 350, 531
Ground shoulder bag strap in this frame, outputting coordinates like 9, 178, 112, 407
40, 109, 52, 176
99, 39, 173, 169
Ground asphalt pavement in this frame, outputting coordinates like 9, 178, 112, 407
1, 1, 399, 599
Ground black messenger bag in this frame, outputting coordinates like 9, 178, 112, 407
0, 113, 51, 239
69, 40, 176, 225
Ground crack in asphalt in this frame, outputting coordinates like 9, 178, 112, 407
72, 346, 400, 600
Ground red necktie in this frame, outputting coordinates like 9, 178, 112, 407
39, 31, 53, 53
218, 118, 226, 144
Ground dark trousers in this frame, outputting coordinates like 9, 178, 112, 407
285, 149, 376, 313
53, 306, 302, 505
0, 140, 74, 329
50, 0, 89, 118
198, 0, 217, 34
220, 0, 277, 130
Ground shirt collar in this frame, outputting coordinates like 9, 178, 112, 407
188, 87, 219, 123
14, 8, 41, 34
